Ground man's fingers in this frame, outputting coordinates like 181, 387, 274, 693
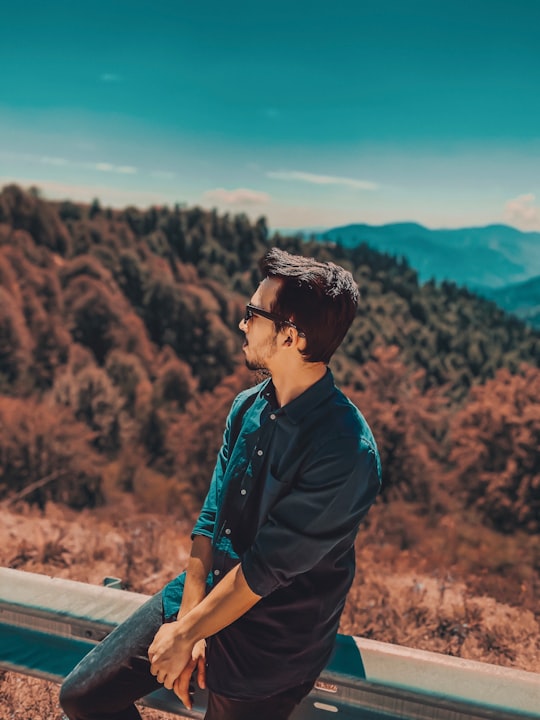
173, 660, 196, 709
163, 673, 175, 690
147, 639, 157, 662
173, 678, 191, 709
197, 655, 206, 689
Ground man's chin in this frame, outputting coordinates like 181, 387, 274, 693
244, 358, 270, 377
245, 358, 264, 371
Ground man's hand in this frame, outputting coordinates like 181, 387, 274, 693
172, 638, 206, 709
148, 622, 195, 700
149, 563, 260, 708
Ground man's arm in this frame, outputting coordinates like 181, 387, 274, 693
148, 563, 260, 709
177, 534, 213, 619
149, 392, 251, 706
242, 436, 381, 598
170, 534, 213, 693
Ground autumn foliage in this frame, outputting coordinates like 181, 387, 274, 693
0, 183, 538, 540
449, 365, 540, 533
1, 185, 539, 716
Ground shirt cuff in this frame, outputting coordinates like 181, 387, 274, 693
190, 526, 214, 542
241, 551, 281, 597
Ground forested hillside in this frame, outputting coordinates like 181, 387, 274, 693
1, 183, 539, 711
481, 275, 540, 329
0, 183, 539, 540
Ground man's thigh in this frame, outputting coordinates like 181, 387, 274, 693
60, 591, 164, 719
204, 680, 314, 720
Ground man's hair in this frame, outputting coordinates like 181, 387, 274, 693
259, 248, 359, 364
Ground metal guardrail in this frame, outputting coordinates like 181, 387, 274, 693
0, 568, 539, 719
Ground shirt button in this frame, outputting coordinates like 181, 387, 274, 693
214, 569, 220, 576
240, 489, 247, 495
225, 528, 231, 535
257, 449, 263, 456
270, 413, 276, 420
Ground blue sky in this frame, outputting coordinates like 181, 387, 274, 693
1, 0, 539, 230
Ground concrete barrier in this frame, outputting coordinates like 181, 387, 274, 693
1, 567, 538, 719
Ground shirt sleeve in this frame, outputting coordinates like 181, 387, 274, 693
191, 399, 236, 541
241, 436, 381, 597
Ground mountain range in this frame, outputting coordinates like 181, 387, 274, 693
290, 222, 540, 327
479, 276, 540, 328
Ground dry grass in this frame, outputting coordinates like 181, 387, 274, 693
1, 497, 539, 718
0, 672, 185, 720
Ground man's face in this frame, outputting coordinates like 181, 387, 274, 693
239, 278, 283, 371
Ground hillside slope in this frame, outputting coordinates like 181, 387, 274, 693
479, 275, 540, 329
0, 183, 538, 536
0, 499, 538, 719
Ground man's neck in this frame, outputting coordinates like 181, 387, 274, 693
270, 363, 328, 408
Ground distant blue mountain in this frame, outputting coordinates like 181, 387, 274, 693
317, 222, 540, 290
478, 275, 540, 329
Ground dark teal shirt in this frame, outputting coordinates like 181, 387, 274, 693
163, 369, 381, 700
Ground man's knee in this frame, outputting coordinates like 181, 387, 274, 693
59, 670, 109, 720
59, 674, 86, 719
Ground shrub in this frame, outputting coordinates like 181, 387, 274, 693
0, 397, 103, 507
449, 364, 540, 533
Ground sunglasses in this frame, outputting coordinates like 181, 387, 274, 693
244, 304, 306, 337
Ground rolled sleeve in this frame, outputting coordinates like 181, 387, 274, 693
241, 437, 381, 597
191, 408, 233, 540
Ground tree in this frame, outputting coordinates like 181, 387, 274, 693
0, 184, 72, 255
0, 396, 103, 508
449, 364, 540, 533
164, 365, 252, 506
89, 198, 102, 220
52, 364, 129, 454
0, 287, 33, 393
345, 346, 451, 516
153, 356, 197, 410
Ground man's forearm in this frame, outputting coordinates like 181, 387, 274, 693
176, 564, 261, 643
177, 535, 213, 617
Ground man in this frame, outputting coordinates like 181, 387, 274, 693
60, 248, 381, 720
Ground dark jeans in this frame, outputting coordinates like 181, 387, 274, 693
59, 591, 313, 720
60, 592, 164, 720
205, 682, 314, 720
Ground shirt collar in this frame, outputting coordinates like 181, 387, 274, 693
260, 368, 335, 424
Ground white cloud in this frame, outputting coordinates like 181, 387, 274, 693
504, 193, 540, 229
267, 170, 379, 191
89, 162, 138, 175
1, 152, 139, 176
100, 73, 122, 83
94, 162, 114, 172
40, 156, 69, 166
151, 170, 176, 179
0, 177, 165, 208
262, 107, 281, 119
202, 188, 271, 205
0, 152, 70, 167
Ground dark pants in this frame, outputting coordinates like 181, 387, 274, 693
59, 592, 164, 720
59, 592, 313, 720
205, 681, 314, 720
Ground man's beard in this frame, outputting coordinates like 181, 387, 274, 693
244, 357, 271, 379
245, 357, 266, 371
243, 336, 276, 377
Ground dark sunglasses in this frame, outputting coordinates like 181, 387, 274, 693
244, 304, 306, 337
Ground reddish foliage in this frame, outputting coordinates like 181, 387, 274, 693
165, 363, 253, 505
345, 346, 451, 515
0, 396, 103, 507
449, 365, 540, 532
